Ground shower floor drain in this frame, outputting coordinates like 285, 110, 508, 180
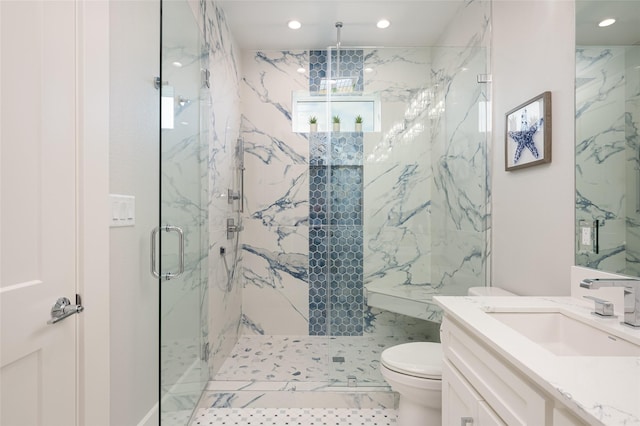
332, 356, 345, 363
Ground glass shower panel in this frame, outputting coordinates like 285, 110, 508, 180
325, 45, 489, 386
160, 0, 209, 423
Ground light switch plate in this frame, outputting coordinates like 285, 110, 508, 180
577, 220, 598, 253
581, 226, 592, 246
110, 194, 135, 227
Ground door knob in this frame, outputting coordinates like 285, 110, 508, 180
47, 297, 84, 325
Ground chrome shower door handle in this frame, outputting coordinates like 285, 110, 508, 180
166, 225, 185, 280
151, 225, 185, 280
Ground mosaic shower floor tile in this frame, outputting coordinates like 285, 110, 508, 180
213, 335, 414, 384
190, 407, 398, 426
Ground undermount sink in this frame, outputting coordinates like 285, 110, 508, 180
488, 311, 640, 356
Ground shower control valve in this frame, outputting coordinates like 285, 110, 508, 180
228, 188, 241, 203
226, 218, 243, 240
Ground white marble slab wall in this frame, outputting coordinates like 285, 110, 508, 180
362, 48, 433, 293
575, 47, 627, 273
362, 1, 491, 304
429, 0, 491, 295
240, 50, 311, 335
196, 0, 243, 378
239, 48, 441, 339
625, 46, 640, 276
429, 45, 489, 295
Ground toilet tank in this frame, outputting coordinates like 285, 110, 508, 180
468, 286, 516, 296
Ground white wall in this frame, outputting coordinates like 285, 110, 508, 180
491, 0, 576, 296
109, 1, 160, 425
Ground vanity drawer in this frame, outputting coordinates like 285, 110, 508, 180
441, 316, 549, 425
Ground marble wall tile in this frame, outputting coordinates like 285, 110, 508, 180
241, 50, 309, 166
576, 47, 627, 272
240, 50, 311, 335
625, 46, 640, 275
240, 36, 488, 336
197, 0, 244, 377
362, 48, 433, 295
430, 43, 490, 293
241, 219, 309, 335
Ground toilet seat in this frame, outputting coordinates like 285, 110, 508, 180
380, 342, 442, 380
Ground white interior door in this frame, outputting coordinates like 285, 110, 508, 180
0, 1, 78, 425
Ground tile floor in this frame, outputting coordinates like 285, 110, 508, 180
159, 334, 446, 425
212, 334, 416, 384
190, 408, 398, 425
183, 335, 407, 425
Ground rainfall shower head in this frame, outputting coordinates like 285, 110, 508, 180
317, 21, 357, 94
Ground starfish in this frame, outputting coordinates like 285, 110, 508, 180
508, 109, 543, 164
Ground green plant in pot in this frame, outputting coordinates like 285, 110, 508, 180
309, 116, 318, 132
332, 115, 341, 132
355, 115, 363, 132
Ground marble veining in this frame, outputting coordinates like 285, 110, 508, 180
160, 0, 491, 422
436, 296, 640, 425
239, 0, 490, 337
576, 46, 640, 275
196, 0, 244, 383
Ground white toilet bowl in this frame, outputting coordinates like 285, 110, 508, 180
380, 342, 443, 426
380, 286, 516, 426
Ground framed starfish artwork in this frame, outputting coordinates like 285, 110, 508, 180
505, 91, 552, 171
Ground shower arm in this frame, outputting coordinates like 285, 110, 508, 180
335, 22, 342, 80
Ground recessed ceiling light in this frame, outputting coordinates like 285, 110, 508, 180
172, 61, 183, 68
297, 67, 306, 74
288, 20, 302, 30
598, 18, 616, 27
364, 67, 373, 73
377, 19, 390, 29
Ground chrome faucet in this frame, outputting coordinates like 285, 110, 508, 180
580, 278, 640, 327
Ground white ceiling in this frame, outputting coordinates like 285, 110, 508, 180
216, 0, 640, 50
218, 0, 465, 50
576, 1, 640, 45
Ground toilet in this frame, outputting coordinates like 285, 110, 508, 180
380, 286, 516, 426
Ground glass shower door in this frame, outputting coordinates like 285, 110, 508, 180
160, 0, 209, 424
325, 44, 490, 387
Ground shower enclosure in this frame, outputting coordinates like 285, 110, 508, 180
240, 42, 490, 387
159, 0, 210, 423
158, 0, 491, 422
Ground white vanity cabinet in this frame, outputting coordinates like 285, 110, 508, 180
441, 316, 586, 426
443, 359, 505, 425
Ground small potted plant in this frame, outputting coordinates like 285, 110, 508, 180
355, 115, 363, 132
332, 115, 341, 132
309, 116, 318, 133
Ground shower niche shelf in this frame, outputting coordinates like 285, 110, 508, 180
292, 91, 381, 133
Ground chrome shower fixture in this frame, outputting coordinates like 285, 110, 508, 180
335, 21, 343, 49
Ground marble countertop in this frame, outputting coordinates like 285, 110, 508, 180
434, 296, 640, 426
